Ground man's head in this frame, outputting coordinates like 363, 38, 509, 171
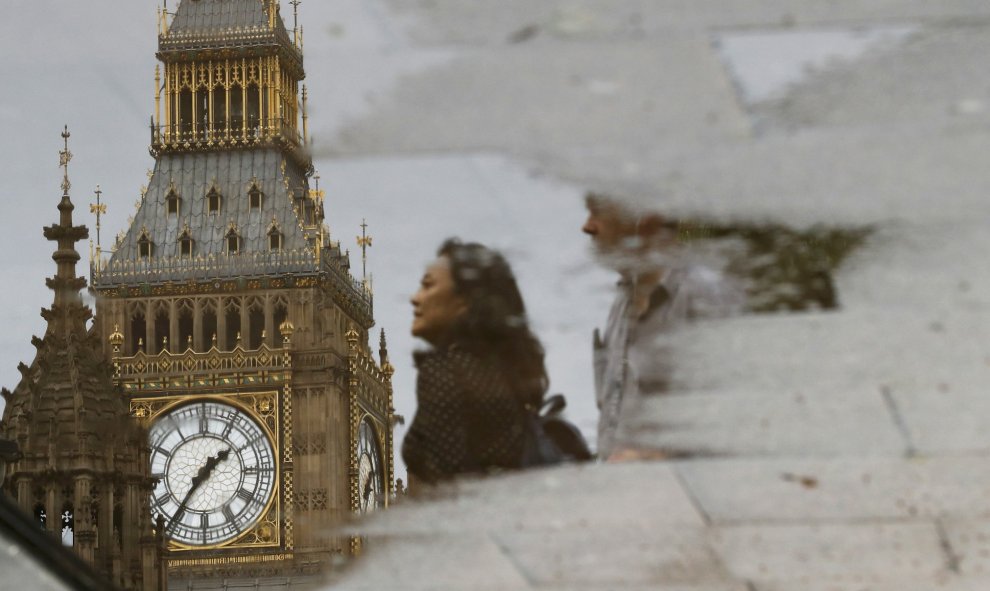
582, 193, 678, 271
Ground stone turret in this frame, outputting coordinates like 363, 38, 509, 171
1, 129, 165, 591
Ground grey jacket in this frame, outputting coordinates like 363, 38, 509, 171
593, 264, 744, 458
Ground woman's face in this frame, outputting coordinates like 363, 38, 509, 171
411, 256, 468, 344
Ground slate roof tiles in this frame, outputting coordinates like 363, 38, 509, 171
169, 0, 277, 36
98, 149, 318, 285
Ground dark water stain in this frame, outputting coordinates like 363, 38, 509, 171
678, 221, 872, 312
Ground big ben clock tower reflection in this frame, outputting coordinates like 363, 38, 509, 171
90, 0, 396, 579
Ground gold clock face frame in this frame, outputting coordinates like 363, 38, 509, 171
356, 418, 385, 514
142, 396, 280, 550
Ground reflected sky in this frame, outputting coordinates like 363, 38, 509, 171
0, 1, 952, 480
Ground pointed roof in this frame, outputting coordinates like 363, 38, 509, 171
95, 149, 319, 285
169, 0, 278, 35
2, 129, 135, 452
160, 0, 301, 70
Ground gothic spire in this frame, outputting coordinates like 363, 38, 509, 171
379, 328, 389, 366
0, 129, 122, 443
42, 126, 91, 338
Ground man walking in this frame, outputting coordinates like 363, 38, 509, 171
583, 193, 744, 460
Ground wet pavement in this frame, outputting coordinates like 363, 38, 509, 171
311, 1, 990, 589
2, 1, 989, 589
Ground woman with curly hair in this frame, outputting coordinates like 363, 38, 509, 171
402, 239, 548, 485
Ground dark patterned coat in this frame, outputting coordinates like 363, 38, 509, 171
402, 345, 526, 484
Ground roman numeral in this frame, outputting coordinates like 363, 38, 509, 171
164, 414, 186, 441
200, 514, 209, 531
238, 434, 265, 453
153, 446, 171, 459
236, 488, 255, 503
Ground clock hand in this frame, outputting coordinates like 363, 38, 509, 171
191, 448, 232, 490
166, 448, 232, 537
362, 473, 373, 502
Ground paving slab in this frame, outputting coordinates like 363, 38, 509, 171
381, 0, 990, 46
618, 387, 907, 459
492, 525, 727, 588
753, 24, 990, 133
710, 522, 948, 585
604, 124, 990, 226
751, 576, 990, 591
346, 463, 706, 536
538, 586, 749, 591
331, 38, 751, 161
614, 279, 990, 457
716, 25, 919, 106
892, 387, 990, 456
677, 457, 990, 524
334, 533, 531, 591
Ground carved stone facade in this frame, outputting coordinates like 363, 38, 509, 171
1, 131, 166, 591
85, 0, 394, 581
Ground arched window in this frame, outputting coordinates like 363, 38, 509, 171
248, 299, 265, 350
179, 230, 194, 257
179, 88, 193, 136
226, 227, 241, 254
166, 190, 181, 216
34, 503, 47, 529
138, 232, 154, 259
177, 300, 194, 351
274, 302, 288, 344
295, 192, 315, 225
197, 88, 209, 141
268, 225, 283, 251
224, 300, 241, 350
61, 502, 74, 547
154, 306, 169, 354
201, 303, 218, 351
207, 188, 222, 214
129, 309, 146, 355
246, 83, 261, 135
249, 184, 264, 209
113, 502, 123, 550
230, 84, 244, 132
212, 85, 227, 138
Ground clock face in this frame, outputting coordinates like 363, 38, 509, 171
357, 419, 384, 514
148, 401, 276, 547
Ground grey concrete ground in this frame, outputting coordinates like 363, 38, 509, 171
309, 1, 990, 589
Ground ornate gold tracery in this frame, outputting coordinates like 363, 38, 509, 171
129, 392, 285, 554
156, 57, 301, 151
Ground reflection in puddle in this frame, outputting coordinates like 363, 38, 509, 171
716, 26, 918, 104
679, 221, 872, 312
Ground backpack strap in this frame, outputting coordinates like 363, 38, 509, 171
540, 393, 566, 417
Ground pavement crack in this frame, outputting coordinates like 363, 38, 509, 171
673, 464, 713, 527
880, 385, 917, 457
935, 519, 962, 574
487, 531, 539, 588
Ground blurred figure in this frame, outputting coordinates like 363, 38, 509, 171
583, 193, 744, 460
402, 239, 549, 485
